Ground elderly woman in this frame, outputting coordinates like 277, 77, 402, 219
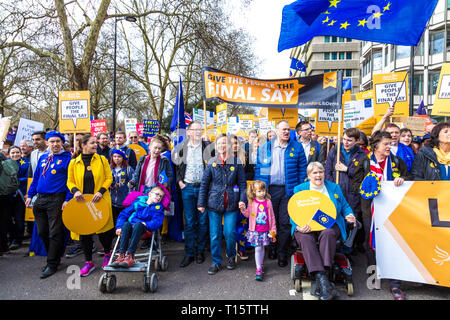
352, 130, 410, 300
291, 162, 356, 300
411, 122, 450, 181
197, 134, 247, 275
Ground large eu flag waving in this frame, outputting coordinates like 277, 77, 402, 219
278, 0, 439, 52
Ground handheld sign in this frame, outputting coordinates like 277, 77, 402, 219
59, 91, 91, 133
62, 194, 110, 235
288, 190, 337, 231
128, 143, 147, 162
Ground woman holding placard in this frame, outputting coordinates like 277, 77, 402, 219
291, 162, 355, 300
67, 134, 114, 277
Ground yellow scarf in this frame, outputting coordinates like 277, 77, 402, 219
433, 147, 450, 166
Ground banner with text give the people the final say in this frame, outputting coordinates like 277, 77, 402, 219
202, 67, 342, 109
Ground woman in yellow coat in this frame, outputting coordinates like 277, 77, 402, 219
67, 134, 114, 277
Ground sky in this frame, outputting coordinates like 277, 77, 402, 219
228, 0, 294, 79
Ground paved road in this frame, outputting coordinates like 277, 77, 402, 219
0, 238, 448, 301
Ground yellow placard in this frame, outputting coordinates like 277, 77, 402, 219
373, 72, 409, 117
216, 103, 227, 136
128, 144, 147, 162
59, 91, 91, 133
431, 62, 450, 116
288, 190, 337, 231
24, 178, 34, 222
62, 194, 110, 235
268, 108, 298, 129
314, 91, 349, 136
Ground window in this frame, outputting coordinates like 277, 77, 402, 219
396, 46, 410, 59
324, 36, 330, 43
417, 38, 424, 56
429, 72, 440, 95
346, 52, 352, 60
339, 52, 345, 60
332, 52, 337, 60
430, 31, 444, 54
413, 74, 423, 95
346, 38, 352, 42
363, 56, 372, 77
390, 45, 395, 62
373, 52, 382, 70
345, 69, 352, 77
324, 52, 330, 60
339, 37, 345, 42
384, 47, 388, 66
332, 36, 338, 42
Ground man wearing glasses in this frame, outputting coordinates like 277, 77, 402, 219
127, 131, 149, 154
295, 121, 323, 165
173, 121, 212, 268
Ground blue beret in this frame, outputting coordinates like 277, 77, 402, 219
359, 172, 381, 200
45, 130, 65, 143
111, 148, 128, 160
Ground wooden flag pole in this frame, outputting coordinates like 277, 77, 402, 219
335, 70, 344, 185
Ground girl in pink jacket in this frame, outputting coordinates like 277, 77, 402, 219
239, 180, 276, 281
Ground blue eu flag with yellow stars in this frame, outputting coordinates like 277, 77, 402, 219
158, 170, 169, 184
311, 209, 336, 229
359, 172, 381, 200
278, 0, 439, 52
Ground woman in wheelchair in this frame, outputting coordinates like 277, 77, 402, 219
110, 186, 165, 268
291, 162, 356, 300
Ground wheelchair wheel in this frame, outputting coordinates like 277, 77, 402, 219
106, 274, 117, 293
160, 256, 168, 271
149, 273, 158, 293
290, 255, 295, 280
98, 273, 107, 293
294, 279, 301, 293
346, 282, 354, 296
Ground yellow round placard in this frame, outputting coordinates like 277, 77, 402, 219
62, 194, 110, 235
287, 190, 337, 231
128, 144, 147, 162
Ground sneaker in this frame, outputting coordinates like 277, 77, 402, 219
120, 254, 135, 268
80, 261, 95, 277
102, 253, 112, 268
238, 250, 248, 261
110, 253, 126, 268
208, 264, 223, 275
255, 268, 264, 281
97, 247, 104, 256
65, 245, 83, 258
226, 257, 236, 270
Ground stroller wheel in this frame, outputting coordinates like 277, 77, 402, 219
154, 258, 160, 271
160, 256, 168, 271
106, 275, 117, 293
346, 282, 354, 296
143, 275, 150, 293
98, 273, 107, 293
149, 273, 158, 293
294, 279, 301, 293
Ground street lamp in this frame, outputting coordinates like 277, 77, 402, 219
112, 15, 137, 133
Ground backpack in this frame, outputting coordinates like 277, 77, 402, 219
0, 159, 20, 195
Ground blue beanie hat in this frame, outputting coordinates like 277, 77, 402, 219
111, 148, 128, 160
45, 130, 65, 143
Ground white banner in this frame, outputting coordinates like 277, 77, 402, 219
14, 118, 44, 146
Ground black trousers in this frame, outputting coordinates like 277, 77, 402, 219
0, 195, 10, 252
33, 193, 66, 268
268, 185, 291, 258
9, 195, 25, 244
80, 229, 115, 261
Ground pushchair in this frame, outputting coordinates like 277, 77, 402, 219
99, 226, 168, 293
290, 222, 359, 297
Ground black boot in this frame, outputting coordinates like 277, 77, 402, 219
315, 272, 338, 300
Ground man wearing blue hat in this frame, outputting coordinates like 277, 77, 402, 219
25, 131, 73, 279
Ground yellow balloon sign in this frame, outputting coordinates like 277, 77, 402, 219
288, 190, 337, 231
63, 194, 110, 235
128, 144, 147, 162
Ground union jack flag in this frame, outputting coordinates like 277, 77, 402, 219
184, 112, 193, 125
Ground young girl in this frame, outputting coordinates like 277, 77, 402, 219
110, 148, 134, 225
239, 180, 276, 281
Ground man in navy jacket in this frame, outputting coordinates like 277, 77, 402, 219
26, 131, 72, 279
255, 120, 307, 267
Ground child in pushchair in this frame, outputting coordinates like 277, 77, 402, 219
110, 186, 165, 268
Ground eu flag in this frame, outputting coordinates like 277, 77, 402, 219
290, 57, 306, 72
170, 76, 186, 147
158, 170, 169, 184
311, 209, 336, 229
278, 0, 439, 52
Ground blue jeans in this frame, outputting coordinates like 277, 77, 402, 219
119, 221, 147, 254
181, 185, 208, 257
208, 210, 238, 265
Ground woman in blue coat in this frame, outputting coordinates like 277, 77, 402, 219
291, 161, 356, 300
197, 134, 247, 275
